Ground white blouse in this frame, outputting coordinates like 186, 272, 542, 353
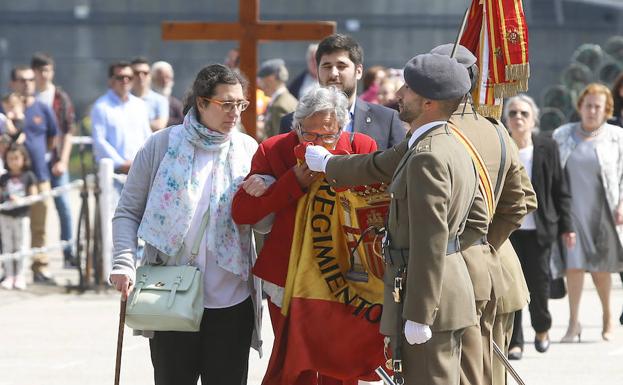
518, 145, 537, 231
180, 147, 250, 309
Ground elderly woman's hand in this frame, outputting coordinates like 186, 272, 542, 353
242, 174, 269, 197
110, 274, 133, 301
293, 163, 320, 189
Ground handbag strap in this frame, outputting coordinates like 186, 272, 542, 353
174, 209, 211, 265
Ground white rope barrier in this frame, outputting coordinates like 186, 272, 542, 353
0, 240, 74, 263
0, 179, 87, 211
111, 173, 127, 184
0, 179, 89, 262
71, 136, 93, 145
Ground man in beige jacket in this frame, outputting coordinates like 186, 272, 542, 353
306, 53, 488, 385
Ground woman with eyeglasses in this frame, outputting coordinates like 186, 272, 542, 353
552, 83, 623, 344
232, 86, 377, 385
109, 64, 263, 385
503, 94, 575, 360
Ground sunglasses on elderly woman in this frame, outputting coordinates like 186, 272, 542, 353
201, 97, 250, 113
508, 110, 530, 118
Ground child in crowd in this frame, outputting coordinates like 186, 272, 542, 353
0, 143, 37, 290
0, 93, 27, 144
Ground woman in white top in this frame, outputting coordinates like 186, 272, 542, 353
109, 64, 262, 385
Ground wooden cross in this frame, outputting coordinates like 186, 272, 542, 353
162, 0, 336, 139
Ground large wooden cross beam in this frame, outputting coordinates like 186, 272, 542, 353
162, 0, 336, 139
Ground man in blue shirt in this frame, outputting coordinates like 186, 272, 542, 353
9, 65, 59, 284
130, 57, 169, 132
91, 61, 151, 174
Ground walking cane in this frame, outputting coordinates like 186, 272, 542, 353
114, 298, 127, 385
492, 341, 526, 385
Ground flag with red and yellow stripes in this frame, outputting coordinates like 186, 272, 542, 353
460, 0, 530, 118
271, 177, 388, 384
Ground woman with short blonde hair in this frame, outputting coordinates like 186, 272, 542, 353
552, 83, 623, 343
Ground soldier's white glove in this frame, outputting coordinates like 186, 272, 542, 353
404, 320, 432, 345
305, 145, 333, 172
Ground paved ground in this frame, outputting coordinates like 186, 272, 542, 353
1, 193, 622, 384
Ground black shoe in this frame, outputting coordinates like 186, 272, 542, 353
33, 272, 56, 285
620, 307, 623, 326
508, 347, 523, 360
534, 336, 551, 353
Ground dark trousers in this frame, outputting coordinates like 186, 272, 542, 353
149, 297, 254, 385
509, 230, 552, 348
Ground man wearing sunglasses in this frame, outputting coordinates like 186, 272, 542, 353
6, 65, 59, 285
91, 61, 151, 175
131, 57, 169, 132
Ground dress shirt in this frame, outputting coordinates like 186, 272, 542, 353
407, 120, 448, 149
518, 145, 537, 230
180, 147, 251, 309
91, 90, 152, 167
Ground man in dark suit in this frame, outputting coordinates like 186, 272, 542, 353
280, 34, 406, 150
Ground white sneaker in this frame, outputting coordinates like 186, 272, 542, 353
1, 276, 14, 290
13, 275, 26, 290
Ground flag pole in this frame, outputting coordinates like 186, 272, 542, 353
451, 7, 471, 59
493, 341, 527, 385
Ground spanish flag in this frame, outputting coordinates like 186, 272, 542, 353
273, 177, 388, 383
460, 0, 530, 118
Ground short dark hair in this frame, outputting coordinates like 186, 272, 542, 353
130, 56, 149, 67
10, 65, 32, 81
4, 142, 32, 173
316, 33, 364, 67
108, 61, 132, 78
438, 97, 464, 117
31, 52, 54, 70
183, 64, 248, 115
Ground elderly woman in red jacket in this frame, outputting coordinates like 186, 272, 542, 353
232, 86, 377, 385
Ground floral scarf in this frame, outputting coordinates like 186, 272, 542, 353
137, 108, 252, 280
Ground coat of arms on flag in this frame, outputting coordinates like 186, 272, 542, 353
277, 177, 390, 383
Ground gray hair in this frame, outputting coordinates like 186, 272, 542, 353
276, 65, 289, 83
306, 43, 319, 60
151, 60, 174, 77
292, 86, 351, 130
503, 93, 540, 128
